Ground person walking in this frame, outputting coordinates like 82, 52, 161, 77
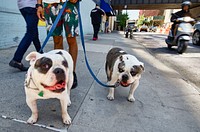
9, 0, 42, 71
90, 4, 105, 41
36, 0, 79, 89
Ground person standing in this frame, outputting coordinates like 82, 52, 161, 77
36, 0, 79, 89
90, 4, 105, 41
9, 0, 42, 71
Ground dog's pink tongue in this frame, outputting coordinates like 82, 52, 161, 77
44, 82, 65, 91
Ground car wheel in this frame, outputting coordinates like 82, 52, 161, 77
192, 30, 200, 45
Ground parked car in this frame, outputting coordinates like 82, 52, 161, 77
192, 21, 200, 45
140, 25, 148, 32
149, 26, 157, 32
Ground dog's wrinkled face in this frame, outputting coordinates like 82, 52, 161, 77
117, 55, 144, 87
26, 51, 69, 92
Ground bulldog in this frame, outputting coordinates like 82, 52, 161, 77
105, 48, 144, 102
24, 50, 73, 125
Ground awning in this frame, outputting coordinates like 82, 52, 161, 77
93, 0, 115, 16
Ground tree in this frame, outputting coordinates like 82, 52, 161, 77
117, 13, 129, 28
137, 15, 145, 26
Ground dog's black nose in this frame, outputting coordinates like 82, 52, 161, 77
53, 68, 64, 75
122, 74, 129, 82
53, 68, 66, 82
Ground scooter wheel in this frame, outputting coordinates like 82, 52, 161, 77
177, 40, 188, 54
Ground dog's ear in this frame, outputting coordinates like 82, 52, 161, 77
139, 62, 145, 71
26, 52, 40, 64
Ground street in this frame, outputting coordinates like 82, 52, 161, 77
0, 32, 200, 132
132, 32, 200, 92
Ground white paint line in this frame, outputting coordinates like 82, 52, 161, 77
1, 115, 67, 132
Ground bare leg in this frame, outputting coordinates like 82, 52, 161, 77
67, 37, 78, 72
26, 98, 38, 124
53, 36, 63, 49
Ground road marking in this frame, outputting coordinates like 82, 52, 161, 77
1, 115, 67, 132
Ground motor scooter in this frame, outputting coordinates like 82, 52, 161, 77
165, 15, 195, 54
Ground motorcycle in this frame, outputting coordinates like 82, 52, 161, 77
165, 15, 195, 54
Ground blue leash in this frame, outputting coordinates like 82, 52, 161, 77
39, 1, 117, 88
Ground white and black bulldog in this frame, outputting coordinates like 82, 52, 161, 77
105, 48, 144, 102
24, 50, 73, 125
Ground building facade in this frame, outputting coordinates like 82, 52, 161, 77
0, 0, 95, 49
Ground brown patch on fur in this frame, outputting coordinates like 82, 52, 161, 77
131, 65, 144, 76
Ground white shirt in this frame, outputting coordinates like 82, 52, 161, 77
17, 0, 37, 9
43, 0, 66, 3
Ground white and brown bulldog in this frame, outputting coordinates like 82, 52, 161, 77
105, 48, 144, 102
24, 50, 73, 124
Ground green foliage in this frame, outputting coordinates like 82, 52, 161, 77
117, 13, 129, 28
137, 15, 145, 26
137, 14, 151, 26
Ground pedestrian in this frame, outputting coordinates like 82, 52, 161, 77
36, 0, 79, 89
105, 19, 109, 33
9, 0, 42, 71
90, 4, 105, 41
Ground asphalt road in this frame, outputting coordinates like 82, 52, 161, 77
132, 32, 200, 92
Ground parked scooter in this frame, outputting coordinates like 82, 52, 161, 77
165, 15, 195, 54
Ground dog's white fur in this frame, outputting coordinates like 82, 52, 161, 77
106, 48, 144, 102
25, 50, 73, 124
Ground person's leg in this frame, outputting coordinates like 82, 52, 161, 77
93, 24, 99, 39
63, 2, 79, 89
66, 37, 78, 89
174, 24, 178, 37
10, 7, 39, 71
67, 37, 78, 71
13, 8, 39, 62
31, 9, 42, 52
53, 36, 64, 49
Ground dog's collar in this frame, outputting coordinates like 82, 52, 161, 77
25, 72, 44, 97
25, 73, 39, 90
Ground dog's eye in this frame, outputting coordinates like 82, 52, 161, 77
42, 64, 49, 69
130, 71, 137, 76
119, 68, 124, 73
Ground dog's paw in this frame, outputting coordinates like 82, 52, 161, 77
27, 116, 37, 124
127, 96, 135, 102
62, 114, 71, 125
107, 95, 114, 101
67, 100, 71, 107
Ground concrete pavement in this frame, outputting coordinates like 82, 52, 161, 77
0, 32, 200, 132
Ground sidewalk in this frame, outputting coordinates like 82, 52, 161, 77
0, 32, 200, 132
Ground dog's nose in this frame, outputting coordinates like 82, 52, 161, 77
53, 68, 64, 75
122, 74, 129, 82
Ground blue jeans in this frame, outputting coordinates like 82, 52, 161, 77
13, 7, 41, 62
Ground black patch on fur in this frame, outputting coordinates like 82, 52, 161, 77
105, 48, 127, 81
118, 61, 125, 73
35, 57, 53, 74
56, 51, 63, 55
62, 60, 68, 68
130, 65, 143, 76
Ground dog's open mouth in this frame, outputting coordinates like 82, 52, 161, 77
41, 80, 66, 92
120, 81, 130, 87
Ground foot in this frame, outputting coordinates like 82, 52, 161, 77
71, 72, 78, 89
9, 60, 28, 71
93, 38, 97, 41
